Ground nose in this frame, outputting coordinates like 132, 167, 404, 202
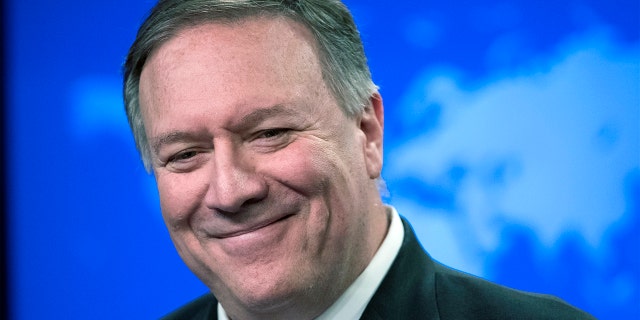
204, 143, 268, 214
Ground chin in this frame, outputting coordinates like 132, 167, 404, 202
221, 259, 327, 315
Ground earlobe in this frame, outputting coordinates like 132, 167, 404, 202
360, 93, 384, 179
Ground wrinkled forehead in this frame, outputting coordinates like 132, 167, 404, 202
140, 15, 324, 90
137, 16, 335, 122
143, 12, 320, 72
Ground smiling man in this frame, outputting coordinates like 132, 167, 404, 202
123, 1, 594, 319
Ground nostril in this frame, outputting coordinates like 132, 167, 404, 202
244, 196, 264, 206
203, 144, 270, 213
213, 207, 238, 217
205, 167, 269, 213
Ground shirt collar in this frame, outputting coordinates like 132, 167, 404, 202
218, 205, 404, 320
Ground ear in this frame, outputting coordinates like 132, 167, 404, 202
359, 93, 384, 179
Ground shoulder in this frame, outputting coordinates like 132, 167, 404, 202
432, 262, 595, 319
160, 293, 218, 320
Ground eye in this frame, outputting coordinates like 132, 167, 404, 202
249, 128, 295, 151
162, 149, 207, 172
257, 128, 289, 139
168, 150, 198, 163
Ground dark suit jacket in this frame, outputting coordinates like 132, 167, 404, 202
162, 218, 595, 319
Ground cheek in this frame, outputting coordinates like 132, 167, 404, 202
156, 172, 207, 226
263, 140, 344, 193
263, 137, 365, 225
260, 142, 360, 256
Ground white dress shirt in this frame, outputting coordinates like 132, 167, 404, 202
218, 206, 404, 320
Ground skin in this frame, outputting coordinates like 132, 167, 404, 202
138, 16, 388, 319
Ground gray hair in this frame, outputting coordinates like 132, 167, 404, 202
123, 0, 378, 171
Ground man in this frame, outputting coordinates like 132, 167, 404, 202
123, 0, 595, 319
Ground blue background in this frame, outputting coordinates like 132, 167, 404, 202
6, 0, 638, 319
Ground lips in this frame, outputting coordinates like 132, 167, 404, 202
212, 214, 294, 239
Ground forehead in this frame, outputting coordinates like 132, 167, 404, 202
143, 16, 321, 85
137, 15, 344, 141
138, 16, 329, 115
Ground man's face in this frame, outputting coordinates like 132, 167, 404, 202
138, 17, 386, 317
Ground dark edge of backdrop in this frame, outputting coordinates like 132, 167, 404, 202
1, 0, 8, 317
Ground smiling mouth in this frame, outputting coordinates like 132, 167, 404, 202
214, 214, 294, 239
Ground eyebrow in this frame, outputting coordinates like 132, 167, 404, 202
237, 104, 300, 127
150, 105, 302, 155
151, 131, 207, 155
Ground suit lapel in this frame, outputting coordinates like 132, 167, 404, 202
360, 217, 441, 320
